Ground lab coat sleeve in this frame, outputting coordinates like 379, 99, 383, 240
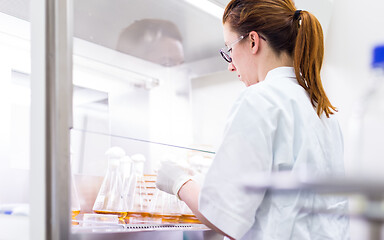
199, 87, 279, 239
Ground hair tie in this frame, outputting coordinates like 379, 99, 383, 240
293, 10, 302, 21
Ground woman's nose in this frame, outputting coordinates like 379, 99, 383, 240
228, 62, 236, 72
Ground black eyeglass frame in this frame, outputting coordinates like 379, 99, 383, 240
220, 33, 266, 63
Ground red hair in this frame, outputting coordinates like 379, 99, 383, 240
223, 0, 337, 117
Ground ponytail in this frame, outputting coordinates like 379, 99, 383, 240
224, 0, 337, 117
293, 11, 337, 117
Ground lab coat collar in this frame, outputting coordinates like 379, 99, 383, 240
264, 66, 296, 82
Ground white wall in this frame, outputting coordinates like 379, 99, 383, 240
322, 0, 384, 239
323, 0, 384, 177
191, 70, 243, 150
294, 0, 334, 40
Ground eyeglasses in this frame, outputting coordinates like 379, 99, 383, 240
220, 33, 266, 63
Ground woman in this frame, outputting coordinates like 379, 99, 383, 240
156, 0, 349, 239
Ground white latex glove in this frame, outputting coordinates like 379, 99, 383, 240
156, 161, 194, 198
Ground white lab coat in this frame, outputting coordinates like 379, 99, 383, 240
199, 67, 349, 240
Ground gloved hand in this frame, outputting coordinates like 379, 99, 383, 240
156, 161, 194, 198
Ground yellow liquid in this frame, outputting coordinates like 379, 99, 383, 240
126, 211, 151, 218
125, 212, 152, 224
180, 214, 201, 224
148, 213, 180, 223
72, 210, 80, 220
93, 210, 128, 220
144, 174, 157, 182
71, 210, 80, 225
161, 214, 181, 223
149, 213, 162, 219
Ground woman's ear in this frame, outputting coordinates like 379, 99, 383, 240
249, 31, 259, 54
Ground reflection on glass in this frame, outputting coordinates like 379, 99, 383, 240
70, 0, 232, 231
116, 19, 184, 67
72, 0, 228, 154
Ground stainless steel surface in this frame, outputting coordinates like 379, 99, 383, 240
46, 0, 73, 238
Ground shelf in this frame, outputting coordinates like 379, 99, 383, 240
71, 222, 212, 240
71, 128, 216, 155
72, 223, 209, 232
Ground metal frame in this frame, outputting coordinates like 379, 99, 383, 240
30, 0, 73, 239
